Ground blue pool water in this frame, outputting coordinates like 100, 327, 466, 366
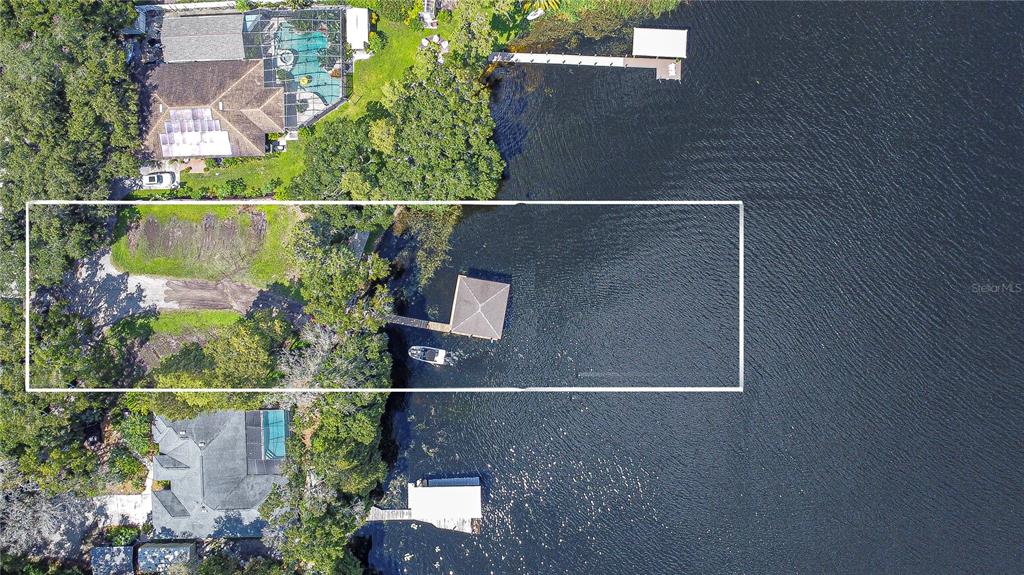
262, 410, 286, 459
276, 22, 340, 104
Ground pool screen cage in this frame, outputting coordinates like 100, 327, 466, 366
242, 9, 346, 130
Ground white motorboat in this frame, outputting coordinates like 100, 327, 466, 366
409, 346, 447, 366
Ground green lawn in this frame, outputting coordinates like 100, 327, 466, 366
110, 205, 299, 287
116, 310, 242, 338
178, 139, 306, 198
329, 20, 454, 122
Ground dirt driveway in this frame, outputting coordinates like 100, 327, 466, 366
62, 250, 300, 327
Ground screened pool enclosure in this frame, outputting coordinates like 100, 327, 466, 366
242, 9, 346, 129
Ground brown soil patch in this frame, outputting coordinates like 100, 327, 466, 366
139, 332, 210, 370
164, 279, 260, 312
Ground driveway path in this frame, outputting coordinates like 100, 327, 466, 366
62, 250, 303, 327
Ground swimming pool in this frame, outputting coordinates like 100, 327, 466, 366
262, 409, 287, 459
276, 22, 340, 105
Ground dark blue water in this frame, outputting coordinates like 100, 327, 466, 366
369, 3, 1024, 573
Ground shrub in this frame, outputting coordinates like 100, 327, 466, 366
367, 31, 387, 53
114, 412, 156, 456
107, 525, 141, 546
235, 0, 255, 11
377, 0, 411, 22
225, 178, 248, 198
109, 448, 147, 491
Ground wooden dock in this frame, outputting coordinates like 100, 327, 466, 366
387, 315, 451, 333
488, 52, 682, 80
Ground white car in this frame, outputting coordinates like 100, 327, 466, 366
142, 171, 176, 189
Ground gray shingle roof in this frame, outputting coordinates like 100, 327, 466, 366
90, 546, 134, 575
151, 411, 288, 538
162, 14, 245, 63
449, 276, 510, 340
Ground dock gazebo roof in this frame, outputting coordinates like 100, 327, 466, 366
448, 275, 510, 340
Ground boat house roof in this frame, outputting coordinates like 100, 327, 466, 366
632, 27, 688, 59
448, 275, 510, 340
368, 477, 483, 533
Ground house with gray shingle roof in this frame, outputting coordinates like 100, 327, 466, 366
151, 410, 288, 539
142, 9, 346, 159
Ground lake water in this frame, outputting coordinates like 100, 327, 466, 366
368, 3, 1024, 573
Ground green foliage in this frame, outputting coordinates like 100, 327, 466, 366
107, 525, 141, 546
109, 447, 146, 489
373, 56, 505, 200
401, 206, 462, 286
29, 305, 122, 390
0, 301, 105, 495
377, 0, 415, 22
0, 0, 140, 289
449, 0, 517, 66
235, 0, 256, 11
113, 412, 157, 456
124, 312, 289, 419
367, 30, 387, 53
27, 205, 115, 288
197, 551, 237, 575
295, 227, 393, 332
0, 555, 83, 575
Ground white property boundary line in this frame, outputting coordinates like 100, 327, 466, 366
25, 200, 744, 393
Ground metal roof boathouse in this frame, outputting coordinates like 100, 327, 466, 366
449, 275, 510, 340
368, 477, 483, 534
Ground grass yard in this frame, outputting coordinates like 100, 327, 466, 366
179, 139, 306, 198
110, 205, 299, 287
115, 310, 242, 338
329, 20, 454, 121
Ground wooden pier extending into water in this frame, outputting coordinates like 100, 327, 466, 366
488, 52, 682, 80
387, 275, 511, 340
488, 27, 687, 81
387, 314, 451, 333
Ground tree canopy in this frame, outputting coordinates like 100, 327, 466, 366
0, 1, 140, 289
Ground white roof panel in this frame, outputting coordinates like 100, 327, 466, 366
632, 28, 688, 59
345, 7, 369, 51
408, 483, 482, 520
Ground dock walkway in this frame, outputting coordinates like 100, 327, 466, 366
367, 507, 413, 522
387, 314, 451, 333
489, 52, 681, 80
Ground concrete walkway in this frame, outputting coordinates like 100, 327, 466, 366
93, 466, 154, 527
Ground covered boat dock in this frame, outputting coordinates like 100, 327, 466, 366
367, 477, 483, 534
388, 275, 510, 341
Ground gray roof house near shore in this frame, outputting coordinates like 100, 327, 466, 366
151, 410, 288, 539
